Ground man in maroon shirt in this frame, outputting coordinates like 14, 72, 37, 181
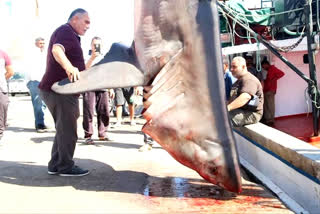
261, 59, 285, 126
39, 8, 90, 176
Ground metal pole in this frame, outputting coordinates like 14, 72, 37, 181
305, 0, 319, 136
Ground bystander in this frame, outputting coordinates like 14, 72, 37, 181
227, 56, 263, 126
0, 49, 14, 144
261, 59, 285, 126
27, 37, 48, 132
82, 36, 111, 144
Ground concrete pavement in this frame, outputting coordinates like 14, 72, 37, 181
0, 95, 292, 213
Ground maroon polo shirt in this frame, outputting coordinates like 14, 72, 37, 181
39, 23, 85, 91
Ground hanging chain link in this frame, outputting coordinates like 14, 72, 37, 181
265, 34, 306, 52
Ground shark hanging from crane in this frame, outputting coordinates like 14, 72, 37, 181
51, 0, 242, 193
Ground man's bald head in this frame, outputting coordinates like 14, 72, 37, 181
232, 56, 247, 67
68, 8, 87, 21
230, 56, 248, 78
68, 8, 90, 36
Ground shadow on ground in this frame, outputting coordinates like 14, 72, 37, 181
76, 140, 162, 150
108, 130, 143, 134
0, 159, 274, 200
7, 126, 55, 134
30, 136, 55, 144
27, 135, 162, 150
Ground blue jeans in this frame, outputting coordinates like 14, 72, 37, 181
27, 81, 46, 127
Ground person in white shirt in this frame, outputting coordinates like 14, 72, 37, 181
26, 37, 48, 132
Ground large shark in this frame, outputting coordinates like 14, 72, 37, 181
52, 0, 242, 193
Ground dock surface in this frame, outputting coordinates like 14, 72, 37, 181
0, 95, 292, 213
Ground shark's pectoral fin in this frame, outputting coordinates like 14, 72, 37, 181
51, 62, 144, 94
51, 42, 145, 94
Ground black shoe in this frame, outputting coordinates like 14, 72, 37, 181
84, 137, 94, 145
48, 169, 59, 175
122, 112, 129, 117
36, 124, 48, 133
59, 165, 90, 177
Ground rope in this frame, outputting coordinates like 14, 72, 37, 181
255, 36, 262, 72
317, 0, 320, 32
221, 12, 234, 46
218, 0, 307, 52
305, 87, 311, 117
220, 2, 304, 18
266, 27, 306, 52
307, 84, 320, 109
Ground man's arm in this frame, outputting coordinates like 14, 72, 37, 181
85, 49, 99, 69
227, 92, 251, 111
85, 55, 96, 69
275, 67, 285, 79
270, 66, 285, 81
5, 65, 14, 80
52, 44, 80, 82
108, 89, 115, 99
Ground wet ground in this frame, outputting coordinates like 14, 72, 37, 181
0, 95, 292, 213
273, 114, 320, 148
